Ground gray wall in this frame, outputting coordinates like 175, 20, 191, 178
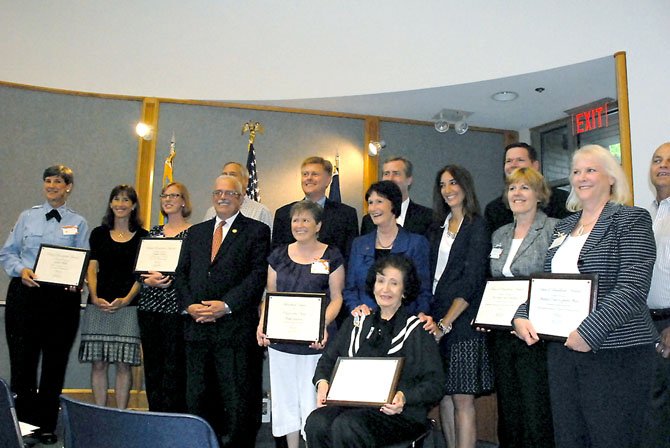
0, 84, 507, 389
151, 103, 366, 226
379, 121, 505, 211
0, 85, 141, 387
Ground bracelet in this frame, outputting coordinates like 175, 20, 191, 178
437, 319, 452, 334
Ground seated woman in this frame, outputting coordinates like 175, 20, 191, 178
305, 254, 445, 448
344, 180, 432, 316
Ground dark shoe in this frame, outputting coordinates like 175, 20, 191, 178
38, 432, 58, 445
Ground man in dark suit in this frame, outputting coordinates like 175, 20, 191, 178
484, 142, 571, 233
272, 156, 358, 260
360, 156, 433, 236
175, 175, 270, 448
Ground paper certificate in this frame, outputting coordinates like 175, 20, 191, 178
474, 278, 531, 330
326, 357, 404, 406
528, 273, 598, 341
33, 244, 90, 288
134, 238, 183, 274
263, 292, 326, 344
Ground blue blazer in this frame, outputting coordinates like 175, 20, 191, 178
343, 226, 432, 314
544, 202, 658, 351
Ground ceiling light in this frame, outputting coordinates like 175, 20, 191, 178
368, 140, 386, 156
491, 91, 519, 102
432, 109, 473, 135
434, 120, 449, 133
454, 120, 469, 135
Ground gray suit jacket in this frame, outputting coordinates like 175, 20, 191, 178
490, 211, 557, 278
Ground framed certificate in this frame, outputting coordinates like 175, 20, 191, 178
33, 244, 90, 289
263, 292, 326, 344
528, 273, 598, 341
326, 357, 404, 407
473, 278, 531, 330
134, 238, 183, 274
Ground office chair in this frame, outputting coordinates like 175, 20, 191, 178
0, 377, 24, 448
60, 396, 219, 448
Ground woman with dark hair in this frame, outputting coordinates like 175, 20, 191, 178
137, 181, 192, 412
423, 165, 494, 448
0, 165, 89, 445
79, 184, 148, 409
256, 200, 344, 448
305, 254, 445, 447
344, 180, 431, 315
513, 145, 657, 448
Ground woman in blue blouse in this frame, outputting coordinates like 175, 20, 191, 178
344, 180, 431, 316
0, 165, 89, 445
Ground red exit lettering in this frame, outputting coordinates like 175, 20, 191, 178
574, 104, 609, 134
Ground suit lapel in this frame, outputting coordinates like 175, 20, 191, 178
512, 212, 545, 263
578, 202, 618, 259
211, 214, 247, 264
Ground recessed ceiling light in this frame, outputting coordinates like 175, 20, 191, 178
491, 91, 519, 102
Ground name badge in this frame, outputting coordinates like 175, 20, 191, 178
311, 259, 330, 274
490, 245, 503, 259
549, 233, 567, 249
62, 225, 79, 236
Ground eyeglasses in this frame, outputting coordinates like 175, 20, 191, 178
212, 190, 241, 198
160, 193, 182, 199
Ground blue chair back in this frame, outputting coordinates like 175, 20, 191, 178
60, 396, 220, 448
0, 377, 23, 448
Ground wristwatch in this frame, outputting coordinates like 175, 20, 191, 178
437, 319, 452, 334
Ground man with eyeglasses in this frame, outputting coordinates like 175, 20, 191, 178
175, 174, 270, 448
272, 156, 358, 260
203, 161, 273, 231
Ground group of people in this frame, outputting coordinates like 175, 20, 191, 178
0, 141, 668, 448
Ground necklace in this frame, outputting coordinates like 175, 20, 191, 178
376, 232, 396, 249
446, 216, 464, 239
575, 218, 597, 236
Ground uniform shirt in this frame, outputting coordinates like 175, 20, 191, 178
648, 197, 670, 309
0, 202, 89, 277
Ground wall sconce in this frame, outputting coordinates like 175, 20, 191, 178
368, 140, 386, 156
432, 109, 472, 135
135, 122, 154, 141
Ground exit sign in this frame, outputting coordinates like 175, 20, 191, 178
572, 102, 609, 134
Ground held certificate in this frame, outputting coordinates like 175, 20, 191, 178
528, 273, 598, 341
134, 238, 183, 274
263, 292, 326, 344
33, 244, 90, 288
473, 278, 531, 330
326, 357, 404, 407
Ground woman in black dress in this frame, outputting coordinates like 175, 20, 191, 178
79, 185, 148, 408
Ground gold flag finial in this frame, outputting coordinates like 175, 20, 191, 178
241, 121, 264, 144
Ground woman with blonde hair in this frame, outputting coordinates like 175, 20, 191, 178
513, 145, 657, 448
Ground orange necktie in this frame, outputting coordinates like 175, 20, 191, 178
211, 221, 224, 261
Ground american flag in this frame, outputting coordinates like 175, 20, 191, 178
246, 142, 260, 201
328, 153, 341, 203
